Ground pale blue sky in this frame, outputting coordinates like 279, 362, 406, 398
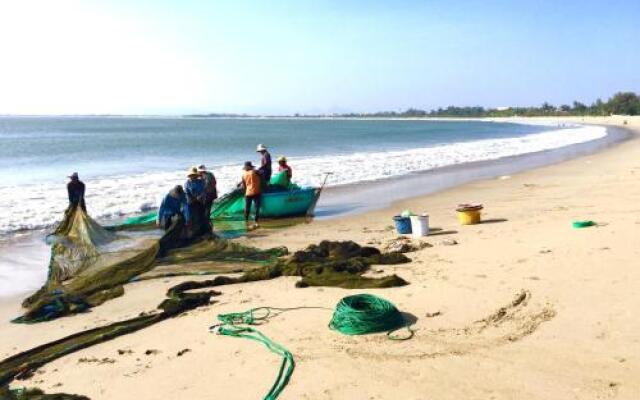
0, 0, 638, 115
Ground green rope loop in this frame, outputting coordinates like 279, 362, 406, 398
211, 307, 295, 400
329, 294, 413, 340
216, 307, 273, 326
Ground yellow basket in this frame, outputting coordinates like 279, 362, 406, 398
457, 210, 481, 225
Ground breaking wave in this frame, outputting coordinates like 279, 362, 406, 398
0, 124, 607, 234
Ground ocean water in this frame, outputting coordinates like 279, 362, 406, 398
0, 117, 607, 235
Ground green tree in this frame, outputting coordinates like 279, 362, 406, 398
572, 101, 588, 114
589, 98, 606, 116
606, 92, 640, 115
541, 102, 555, 113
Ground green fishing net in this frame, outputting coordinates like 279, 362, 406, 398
1, 280, 221, 394
16, 207, 286, 323
163, 240, 411, 292
1, 387, 89, 399
4, 184, 412, 397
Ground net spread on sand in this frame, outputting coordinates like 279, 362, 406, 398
16, 207, 287, 323
2, 204, 411, 398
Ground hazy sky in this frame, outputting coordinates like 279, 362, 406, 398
0, 0, 638, 115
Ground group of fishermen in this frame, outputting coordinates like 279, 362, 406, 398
67, 144, 293, 250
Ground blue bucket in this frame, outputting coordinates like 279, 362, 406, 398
393, 216, 412, 234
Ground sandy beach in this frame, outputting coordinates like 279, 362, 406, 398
1, 115, 639, 399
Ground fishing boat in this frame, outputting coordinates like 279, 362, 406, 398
210, 186, 321, 220
118, 172, 328, 228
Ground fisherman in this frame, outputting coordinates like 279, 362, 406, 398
157, 185, 190, 229
198, 164, 218, 222
184, 166, 210, 236
256, 143, 272, 182
67, 172, 86, 211
241, 161, 262, 226
156, 185, 190, 253
277, 156, 292, 180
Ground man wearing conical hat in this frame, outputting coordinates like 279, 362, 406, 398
184, 166, 210, 237
198, 164, 217, 224
256, 144, 272, 182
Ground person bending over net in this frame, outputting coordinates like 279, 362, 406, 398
157, 185, 190, 254
241, 161, 262, 227
67, 172, 86, 212
185, 166, 212, 237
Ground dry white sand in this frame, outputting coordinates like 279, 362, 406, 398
1, 116, 639, 399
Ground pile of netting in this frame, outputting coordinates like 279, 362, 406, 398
16, 199, 411, 324
164, 240, 411, 292
16, 207, 287, 323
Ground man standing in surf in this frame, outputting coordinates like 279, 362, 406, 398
67, 172, 86, 212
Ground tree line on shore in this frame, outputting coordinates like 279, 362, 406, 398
336, 91, 640, 118
186, 91, 640, 118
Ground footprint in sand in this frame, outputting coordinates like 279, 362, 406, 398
330, 290, 556, 361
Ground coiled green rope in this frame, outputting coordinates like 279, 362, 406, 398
329, 294, 413, 340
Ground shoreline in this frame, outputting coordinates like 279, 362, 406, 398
317, 122, 627, 219
1, 116, 639, 399
247, 116, 638, 252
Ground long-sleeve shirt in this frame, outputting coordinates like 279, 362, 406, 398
258, 151, 272, 181
158, 192, 190, 225
67, 180, 85, 205
184, 178, 206, 203
201, 171, 217, 199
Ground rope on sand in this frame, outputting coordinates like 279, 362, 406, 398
209, 296, 412, 399
210, 307, 319, 400
329, 294, 414, 340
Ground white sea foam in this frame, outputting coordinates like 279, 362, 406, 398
0, 124, 607, 234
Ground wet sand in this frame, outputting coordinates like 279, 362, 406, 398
1, 115, 639, 399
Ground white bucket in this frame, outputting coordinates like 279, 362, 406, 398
410, 214, 429, 237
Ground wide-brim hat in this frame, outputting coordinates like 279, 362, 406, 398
197, 164, 207, 172
187, 166, 199, 177
277, 156, 287, 162
68, 172, 79, 179
256, 144, 267, 152
243, 161, 254, 170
